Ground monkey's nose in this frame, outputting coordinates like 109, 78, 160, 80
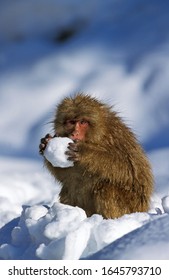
73, 132, 79, 136
70, 131, 79, 140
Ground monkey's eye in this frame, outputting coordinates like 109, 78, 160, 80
80, 120, 89, 125
65, 120, 76, 125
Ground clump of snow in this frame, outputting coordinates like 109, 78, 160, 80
162, 196, 169, 214
0, 202, 154, 260
44, 137, 74, 168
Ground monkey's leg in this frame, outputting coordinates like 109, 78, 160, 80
93, 185, 129, 219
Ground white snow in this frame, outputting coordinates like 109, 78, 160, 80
44, 137, 74, 168
162, 196, 169, 214
0, 0, 169, 260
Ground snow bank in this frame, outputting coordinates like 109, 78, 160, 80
0, 203, 149, 260
0, 197, 169, 260
88, 214, 169, 260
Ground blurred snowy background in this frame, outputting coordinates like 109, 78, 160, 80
0, 0, 169, 260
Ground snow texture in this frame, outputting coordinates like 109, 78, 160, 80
44, 137, 74, 168
0, 0, 169, 260
87, 214, 169, 260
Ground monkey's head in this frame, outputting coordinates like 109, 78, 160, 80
53, 93, 111, 144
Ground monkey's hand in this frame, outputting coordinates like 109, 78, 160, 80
66, 141, 80, 162
39, 134, 54, 155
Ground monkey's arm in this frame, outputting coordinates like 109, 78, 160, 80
67, 141, 134, 185
44, 157, 73, 183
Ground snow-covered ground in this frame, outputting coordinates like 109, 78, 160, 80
0, 0, 169, 260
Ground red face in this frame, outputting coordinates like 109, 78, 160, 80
65, 119, 89, 141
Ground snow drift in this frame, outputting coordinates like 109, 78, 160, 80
0, 195, 169, 260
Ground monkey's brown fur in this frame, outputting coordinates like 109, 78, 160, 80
44, 93, 153, 219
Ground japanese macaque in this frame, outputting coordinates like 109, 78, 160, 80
39, 93, 153, 219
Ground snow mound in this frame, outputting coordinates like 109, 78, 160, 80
87, 214, 169, 260
44, 137, 74, 168
0, 202, 155, 260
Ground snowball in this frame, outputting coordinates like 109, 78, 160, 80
162, 196, 169, 213
44, 137, 74, 168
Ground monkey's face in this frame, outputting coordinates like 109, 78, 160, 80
54, 94, 109, 143
64, 119, 89, 141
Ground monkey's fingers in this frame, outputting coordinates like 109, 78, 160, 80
40, 134, 52, 144
39, 133, 53, 155
65, 150, 79, 162
68, 142, 79, 152
39, 143, 45, 154
44, 133, 53, 141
